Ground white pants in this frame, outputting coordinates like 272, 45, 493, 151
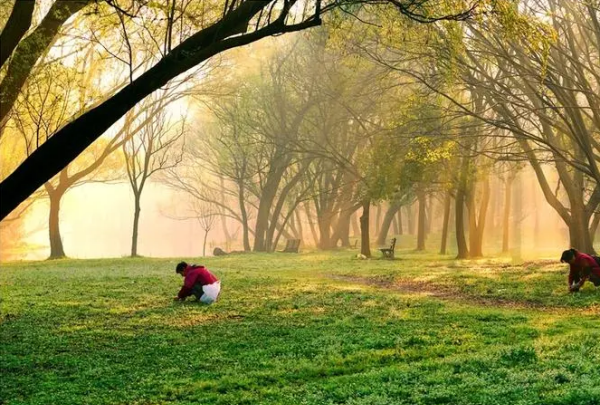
200, 281, 221, 304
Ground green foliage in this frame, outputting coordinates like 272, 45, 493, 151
1, 252, 599, 404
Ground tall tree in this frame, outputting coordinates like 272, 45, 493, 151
123, 96, 185, 257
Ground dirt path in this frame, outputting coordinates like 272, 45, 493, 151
327, 274, 599, 314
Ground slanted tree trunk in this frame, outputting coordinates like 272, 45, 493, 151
377, 201, 401, 246
417, 189, 427, 251
360, 200, 371, 258
0, 0, 36, 69
273, 222, 294, 251
440, 191, 452, 255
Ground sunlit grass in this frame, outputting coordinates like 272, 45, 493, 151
1, 251, 599, 404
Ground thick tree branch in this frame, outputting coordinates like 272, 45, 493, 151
0, 0, 36, 69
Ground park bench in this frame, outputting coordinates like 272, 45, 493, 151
280, 239, 301, 253
379, 237, 396, 259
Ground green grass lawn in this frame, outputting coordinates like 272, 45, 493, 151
1, 250, 599, 405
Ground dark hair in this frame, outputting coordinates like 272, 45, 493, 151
560, 249, 577, 263
175, 261, 188, 273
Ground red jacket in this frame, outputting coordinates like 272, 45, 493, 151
568, 252, 600, 286
178, 265, 219, 299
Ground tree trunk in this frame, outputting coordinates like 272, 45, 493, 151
569, 202, 594, 253
304, 202, 319, 248
317, 214, 334, 249
590, 212, 600, 246
512, 172, 523, 263
440, 191, 452, 255
253, 166, 285, 251
502, 176, 513, 254
0, 0, 36, 69
273, 221, 294, 251
287, 211, 299, 239
48, 188, 66, 259
351, 212, 360, 237
425, 196, 433, 234
397, 210, 403, 235
221, 215, 232, 251
332, 210, 352, 248
406, 204, 415, 235
131, 194, 141, 257
294, 209, 304, 240
360, 200, 371, 258
203, 229, 209, 256
455, 157, 470, 259
377, 201, 401, 246
468, 177, 490, 258
374, 204, 382, 237
533, 177, 540, 250
456, 193, 468, 259
237, 181, 251, 251
417, 189, 427, 251
392, 214, 399, 235
265, 168, 306, 251
220, 178, 232, 248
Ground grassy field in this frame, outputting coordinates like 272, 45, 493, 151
1, 250, 599, 405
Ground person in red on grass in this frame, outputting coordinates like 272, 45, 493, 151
560, 249, 600, 292
174, 261, 221, 304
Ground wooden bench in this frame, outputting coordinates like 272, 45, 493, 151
280, 239, 301, 253
379, 237, 396, 259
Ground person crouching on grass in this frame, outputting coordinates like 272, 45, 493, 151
174, 261, 221, 304
560, 249, 600, 292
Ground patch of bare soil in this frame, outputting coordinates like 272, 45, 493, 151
327, 274, 593, 313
